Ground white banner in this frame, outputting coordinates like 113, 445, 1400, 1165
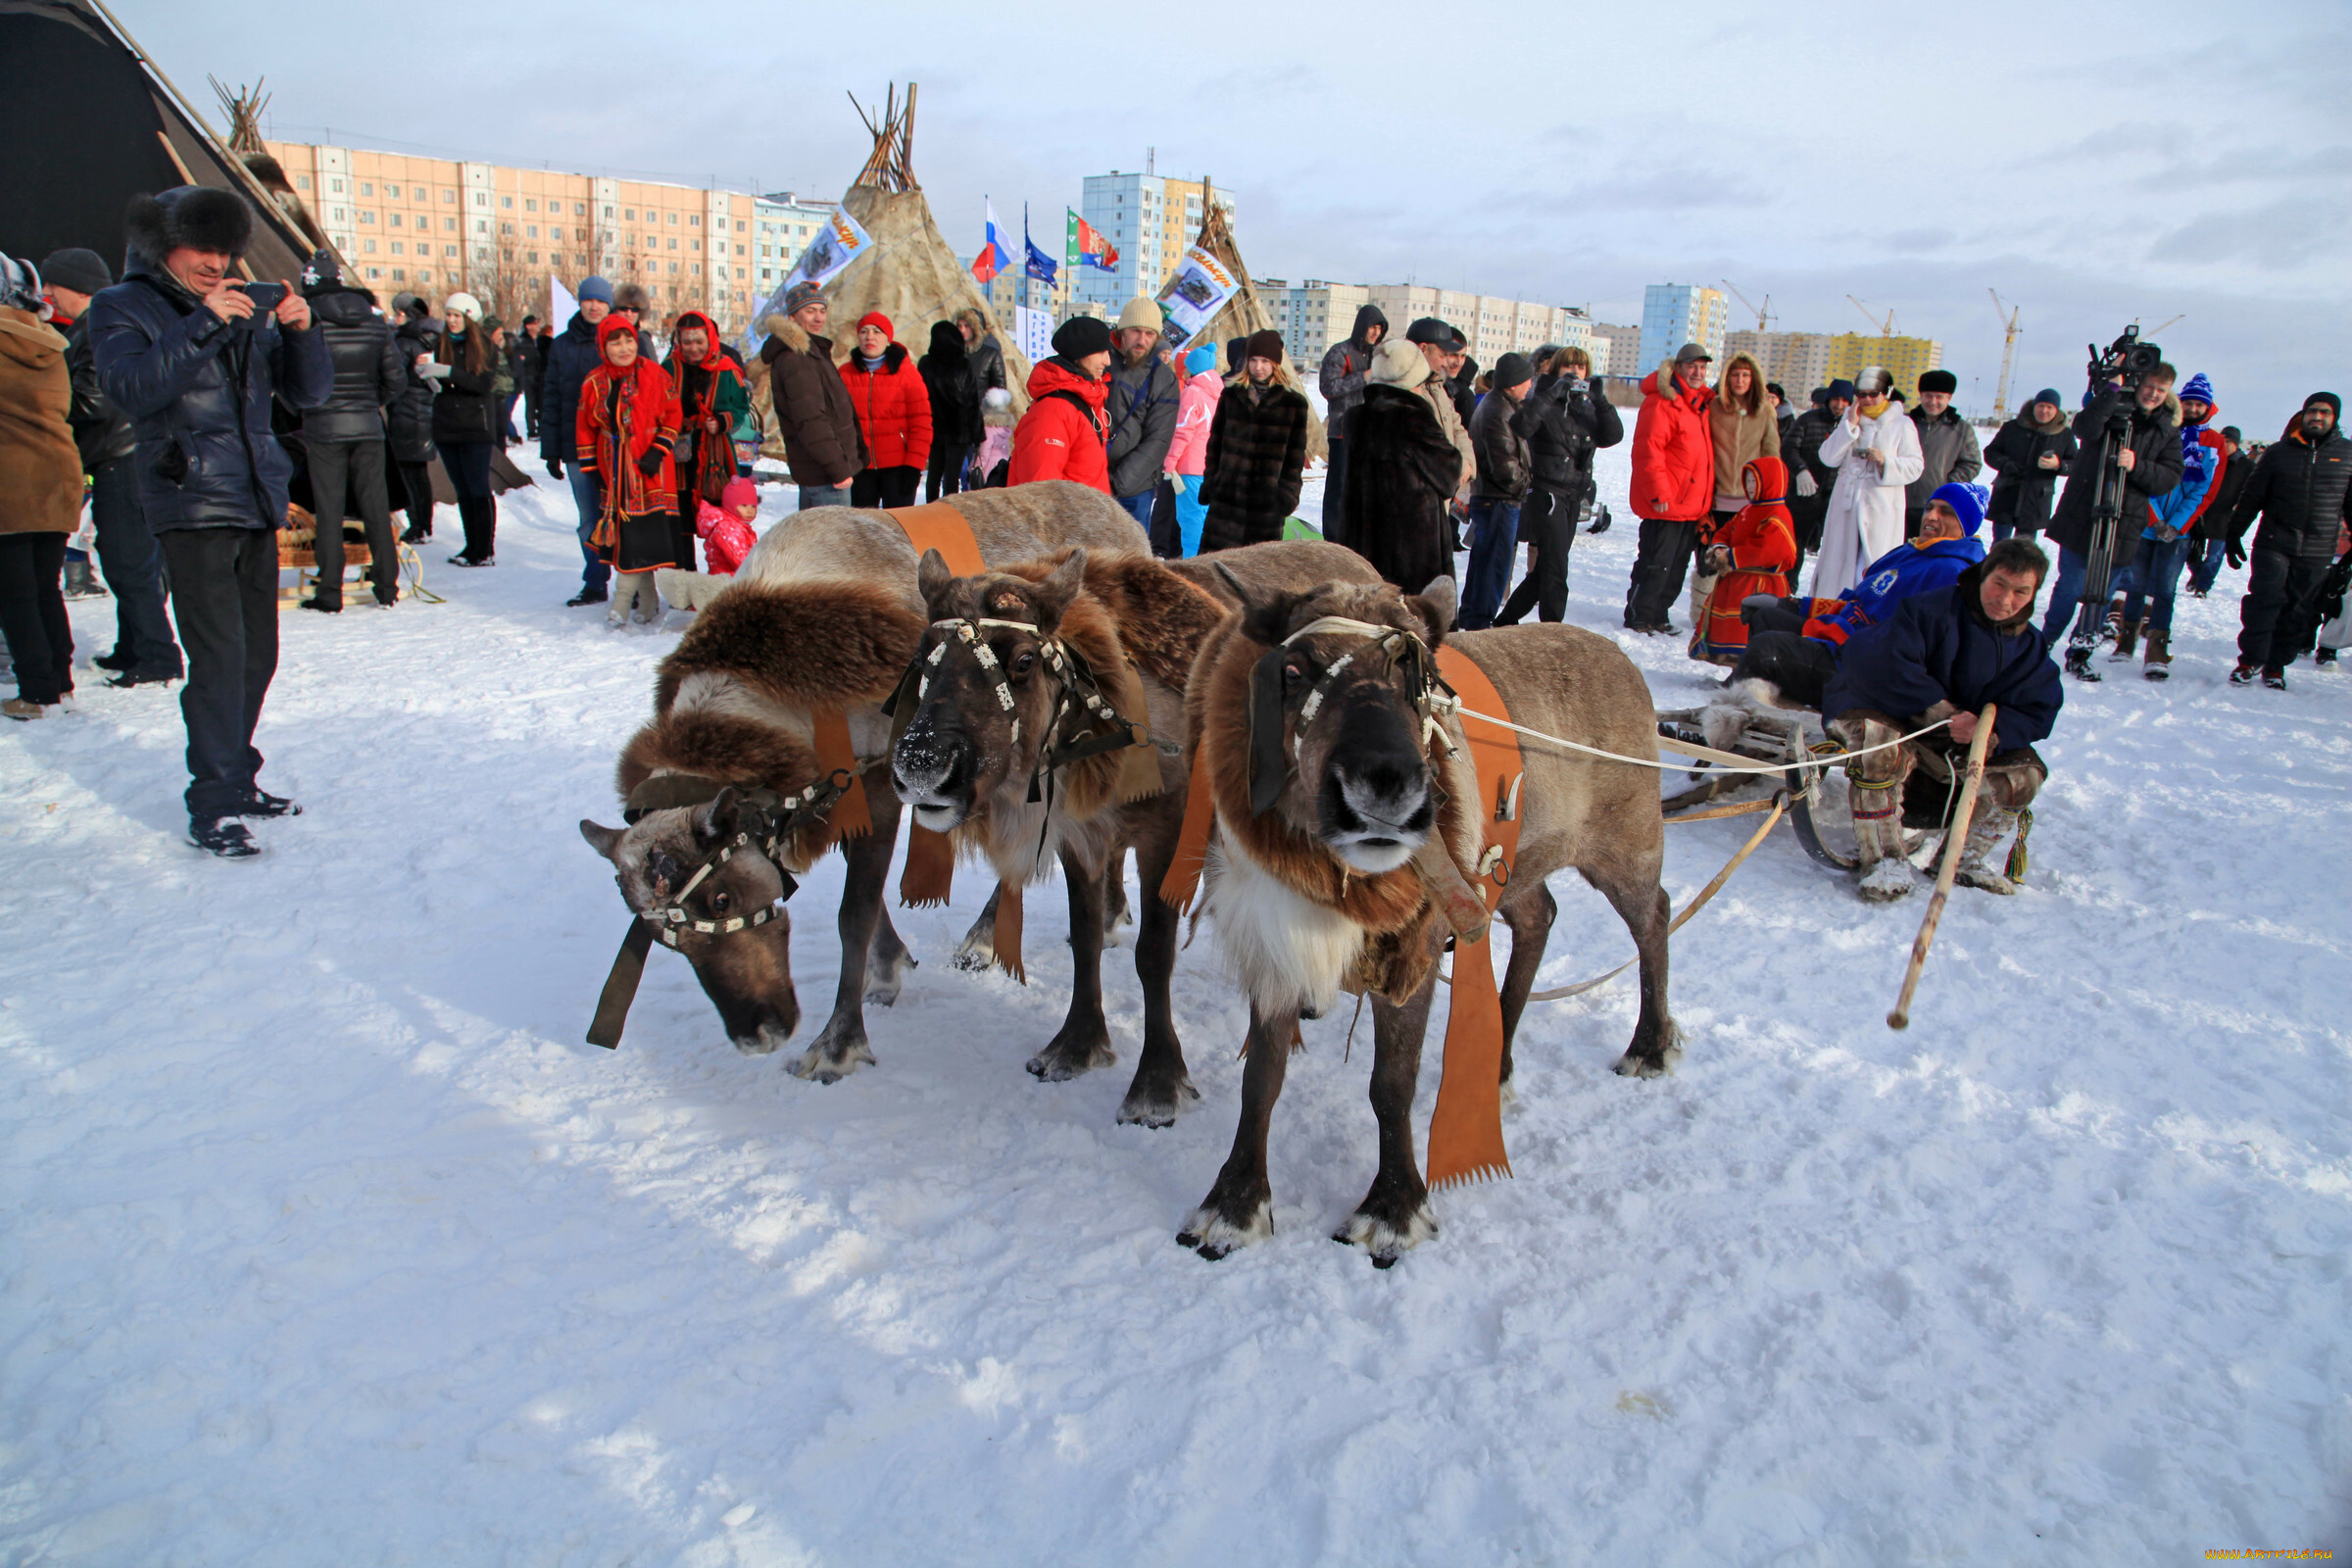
1152, 247, 1239, 351
1015, 306, 1052, 368
550, 275, 578, 328
741, 207, 876, 359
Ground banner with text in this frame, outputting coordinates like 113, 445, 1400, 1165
1015, 306, 1053, 368
1152, 246, 1239, 350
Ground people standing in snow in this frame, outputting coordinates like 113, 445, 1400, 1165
1784, 380, 1846, 587
916, 319, 982, 502
760, 283, 867, 512
1981, 389, 2077, 543
1459, 351, 1536, 629
1903, 368, 1983, 538
2186, 423, 2250, 597
294, 249, 404, 612
2038, 366, 2182, 677
1342, 338, 1462, 594
2225, 392, 2351, 690
1690, 351, 1781, 643
839, 311, 931, 511
1813, 366, 1924, 599
1624, 342, 1716, 634
427, 291, 502, 567
1162, 342, 1223, 558
88, 187, 332, 856
517, 314, 543, 439
1008, 316, 1112, 491
1198, 329, 1310, 553
542, 276, 619, 604
664, 311, 750, 567
489, 317, 520, 446
2115, 371, 2228, 678
387, 292, 439, 546
1316, 304, 1389, 542
576, 313, 680, 628
1103, 298, 1178, 530
0, 253, 84, 722
1495, 345, 1623, 625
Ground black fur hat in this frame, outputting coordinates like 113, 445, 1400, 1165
123, 186, 255, 262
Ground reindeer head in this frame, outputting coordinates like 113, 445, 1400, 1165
1225, 573, 1460, 875
891, 548, 1092, 833
579, 787, 799, 1054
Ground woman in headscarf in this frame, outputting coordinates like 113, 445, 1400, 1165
576, 313, 681, 626
663, 311, 748, 569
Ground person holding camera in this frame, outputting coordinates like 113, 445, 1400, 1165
2225, 392, 2350, 690
2037, 362, 2182, 676
88, 186, 332, 857
1495, 345, 1622, 624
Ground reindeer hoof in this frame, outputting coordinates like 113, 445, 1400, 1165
1178, 1197, 1271, 1259
1611, 1026, 1684, 1079
951, 940, 996, 973
1026, 1033, 1115, 1082
1116, 1074, 1201, 1128
1336, 1203, 1437, 1267
788, 1032, 877, 1083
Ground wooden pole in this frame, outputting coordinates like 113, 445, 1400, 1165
1887, 704, 1997, 1030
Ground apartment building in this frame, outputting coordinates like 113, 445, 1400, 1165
1639, 283, 1730, 372
1723, 330, 1836, 399
1825, 332, 1944, 395
262, 140, 799, 335
1592, 321, 1640, 381
1363, 285, 1589, 372
1072, 171, 1229, 313
747, 192, 842, 314
1256, 279, 1371, 372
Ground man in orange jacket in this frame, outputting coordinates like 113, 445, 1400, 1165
1008, 316, 1113, 492
1624, 341, 1715, 633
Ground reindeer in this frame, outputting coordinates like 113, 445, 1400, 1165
889, 541, 1379, 1126
1175, 575, 1677, 1265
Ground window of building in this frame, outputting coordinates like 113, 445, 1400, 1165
734, 243, 745, 256
295, 174, 311, 191
623, 209, 635, 221
691, 239, 701, 253
444, 245, 457, 258
367, 267, 381, 278
443, 218, 456, 232
331, 207, 345, 221
668, 237, 677, 250
473, 220, 487, 235
667, 212, 678, 225
417, 270, 431, 284
360, 182, 373, 196
391, 242, 404, 256
330, 177, 344, 194
574, 203, 586, 217
526, 251, 538, 264
667, 261, 678, 273
361, 211, 375, 224
524, 198, 537, 213
500, 221, 514, 236
691, 264, 701, 276
501, 196, 513, 209
391, 268, 405, 281
364, 239, 376, 253
472, 191, 487, 208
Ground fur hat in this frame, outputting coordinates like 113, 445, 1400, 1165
612, 281, 651, 313
1366, 338, 1430, 390
981, 386, 1015, 425
1917, 368, 1958, 396
37, 247, 111, 295
123, 186, 254, 263
1052, 315, 1113, 360
1116, 297, 1161, 333
0, 255, 44, 314
1244, 328, 1284, 365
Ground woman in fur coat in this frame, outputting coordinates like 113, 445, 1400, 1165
1341, 339, 1464, 593
577, 314, 681, 626
1198, 329, 1310, 553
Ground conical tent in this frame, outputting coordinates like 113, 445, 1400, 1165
0, 0, 328, 281
1189, 182, 1326, 463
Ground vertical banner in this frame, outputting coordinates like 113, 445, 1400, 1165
1152, 246, 1238, 350
550, 275, 578, 329
1015, 306, 1052, 368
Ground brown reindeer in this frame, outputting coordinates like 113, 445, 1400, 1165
578, 482, 1145, 1081
1176, 575, 1676, 1265
891, 540, 1380, 1125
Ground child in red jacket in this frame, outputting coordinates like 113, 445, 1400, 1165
697, 475, 760, 576
1692, 456, 1797, 665
577, 314, 681, 626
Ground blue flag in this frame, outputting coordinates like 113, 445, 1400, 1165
1023, 205, 1058, 286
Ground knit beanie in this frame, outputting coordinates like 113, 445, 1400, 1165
1827, 378, 1856, 403
1051, 315, 1113, 360
576, 275, 614, 305
1244, 328, 1284, 365
1116, 297, 1162, 332
1184, 343, 1219, 376
1931, 480, 1990, 538
1226, 336, 1249, 372
2176, 372, 2217, 411
721, 476, 759, 513
2305, 391, 2342, 420
856, 310, 893, 341
1494, 352, 1535, 390
2030, 388, 2063, 412
38, 247, 111, 295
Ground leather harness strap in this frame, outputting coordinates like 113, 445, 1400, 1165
1424, 642, 1524, 1191
885, 503, 988, 898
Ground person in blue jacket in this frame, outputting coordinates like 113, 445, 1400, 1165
1821, 534, 2064, 903
2114, 371, 2226, 677
541, 275, 618, 607
88, 186, 332, 858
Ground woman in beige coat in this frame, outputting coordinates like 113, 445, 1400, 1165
1689, 350, 1781, 638
0, 255, 85, 718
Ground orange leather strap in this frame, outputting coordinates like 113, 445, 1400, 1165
1424, 643, 1525, 1190
810, 706, 872, 839
887, 501, 986, 577
993, 880, 1025, 984
1159, 745, 1217, 912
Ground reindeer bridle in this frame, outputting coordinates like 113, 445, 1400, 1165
1250, 614, 1459, 816
889, 613, 1149, 807
620, 768, 866, 947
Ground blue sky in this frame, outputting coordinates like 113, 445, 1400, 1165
136, 0, 2347, 432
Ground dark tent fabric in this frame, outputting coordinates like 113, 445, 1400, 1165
0, 0, 318, 282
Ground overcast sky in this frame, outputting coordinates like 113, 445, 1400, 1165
135, 0, 2346, 432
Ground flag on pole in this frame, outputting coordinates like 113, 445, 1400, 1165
1022, 204, 1058, 287
550, 274, 578, 329
971, 199, 1014, 284
1068, 211, 1119, 272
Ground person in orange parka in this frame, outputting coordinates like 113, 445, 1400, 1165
576, 313, 681, 626
1007, 316, 1112, 493
1691, 455, 1798, 665
837, 311, 931, 510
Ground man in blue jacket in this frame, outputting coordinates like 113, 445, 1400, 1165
89, 187, 332, 858
540, 275, 615, 606
1822, 535, 2064, 903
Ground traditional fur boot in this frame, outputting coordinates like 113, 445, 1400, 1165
2109, 619, 2139, 661
1850, 778, 1915, 902
1953, 808, 2022, 895
2143, 627, 2172, 680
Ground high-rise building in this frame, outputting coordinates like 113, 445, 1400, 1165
1072, 171, 1229, 314
1639, 283, 1729, 372
1363, 285, 1586, 372
748, 191, 841, 315
1260, 279, 1370, 372
1592, 321, 1642, 381
1723, 330, 1836, 400
1824, 332, 1943, 396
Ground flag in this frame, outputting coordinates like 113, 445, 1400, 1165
971, 199, 1013, 284
1023, 205, 1057, 287
1068, 211, 1119, 272
550, 275, 578, 329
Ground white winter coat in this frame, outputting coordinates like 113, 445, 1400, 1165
1813, 406, 1925, 596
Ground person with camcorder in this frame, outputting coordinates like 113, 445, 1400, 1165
88, 186, 332, 858
2037, 331, 2181, 679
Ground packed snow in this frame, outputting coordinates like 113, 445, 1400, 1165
3, 439, 2347, 1564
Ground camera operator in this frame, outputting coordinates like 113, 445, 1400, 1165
1496, 345, 1622, 624
88, 187, 332, 858
2038, 358, 2181, 677
2225, 392, 2351, 690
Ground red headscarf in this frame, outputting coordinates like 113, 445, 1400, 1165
578, 315, 681, 520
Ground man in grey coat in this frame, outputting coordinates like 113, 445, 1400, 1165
1905, 368, 1982, 538
1315, 303, 1388, 542
1103, 296, 1178, 528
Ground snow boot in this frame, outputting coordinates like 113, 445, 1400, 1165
1850, 778, 1915, 903
2100, 595, 2126, 642
2263, 666, 2287, 691
189, 817, 260, 858
2109, 620, 2139, 661
2064, 645, 2102, 683
1953, 808, 2022, 895
2229, 661, 2259, 686
2317, 648, 2339, 668
2142, 628, 2171, 680
62, 559, 107, 599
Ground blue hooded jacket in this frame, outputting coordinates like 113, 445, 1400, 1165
1804, 480, 1988, 646
2146, 371, 2223, 539
1823, 562, 2065, 751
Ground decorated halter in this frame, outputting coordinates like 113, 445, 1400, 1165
1247, 613, 1459, 816
620, 768, 864, 947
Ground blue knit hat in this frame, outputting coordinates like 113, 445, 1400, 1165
2178, 371, 2216, 411
2030, 388, 2063, 411
1827, 378, 1855, 403
1932, 480, 1990, 538
576, 275, 614, 305
1185, 343, 1219, 375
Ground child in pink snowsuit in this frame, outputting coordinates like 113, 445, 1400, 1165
696, 475, 760, 576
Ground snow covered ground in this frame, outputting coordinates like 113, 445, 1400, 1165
3, 443, 2348, 1565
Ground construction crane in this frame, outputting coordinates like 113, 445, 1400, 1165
1721, 280, 1773, 333
1988, 289, 2022, 422
1847, 295, 1896, 336
2135, 313, 2185, 336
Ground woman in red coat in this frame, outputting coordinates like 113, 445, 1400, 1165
838, 311, 931, 510
577, 313, 681, 626
1692, 456, 1798, 665
1007, 316, 1112, 493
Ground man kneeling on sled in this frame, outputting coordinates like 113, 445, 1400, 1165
1819, 534, 2064, 903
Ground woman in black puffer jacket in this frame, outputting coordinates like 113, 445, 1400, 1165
429, 291, 501, 564
917, 320, 982, 500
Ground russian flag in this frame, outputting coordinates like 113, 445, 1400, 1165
971, 199, 1014, 284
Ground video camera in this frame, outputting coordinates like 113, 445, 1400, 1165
2087, 325, 2165, 391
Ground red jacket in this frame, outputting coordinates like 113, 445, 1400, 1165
1630, 360, 1715, 521
1696, 457, 1798, 662
838, 342, 932, 470
576, 316, 682, 513
1008, 358, 1110, 492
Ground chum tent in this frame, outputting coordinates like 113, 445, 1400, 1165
0, 0, 327, 283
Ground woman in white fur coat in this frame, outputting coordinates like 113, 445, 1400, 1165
1813, 367, 1925, 596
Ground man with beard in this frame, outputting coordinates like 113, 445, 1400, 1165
2226, 392, 2351, 689
1102, 297, 1178, 529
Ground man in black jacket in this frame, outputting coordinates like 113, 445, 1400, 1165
1785, 381, 1848, 585
89, 187, 332, 858
1497, 345, 1623, 624
2038, 368, 2184, 677
517, 314, 543, 438
2227, 392, 2351, 688
295, 251, 404, 612
1982, 389, 2078, 544
40, 247, 182, 685
386, 293, 437, 544
1315, 303, 1388, 540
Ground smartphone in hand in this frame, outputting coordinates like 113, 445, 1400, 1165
239, 280, 289, 311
